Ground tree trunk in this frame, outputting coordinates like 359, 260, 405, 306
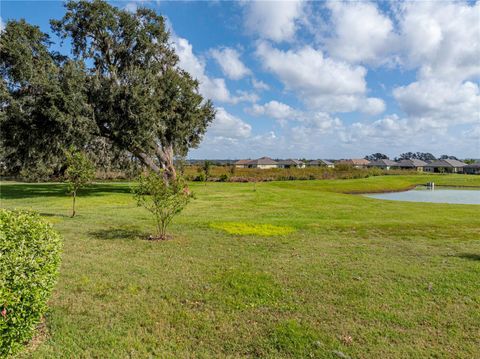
155, 144, 177, 183
72, 190, 76, 217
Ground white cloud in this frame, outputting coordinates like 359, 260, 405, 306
397, 1, 480, 82
244, 0, 305, 42
208, 107, 252, 139
249, 101, 297, 120
172, 36, 255, 104
252, 78, 270, 91
394, 79, 480, 126
0, 17, 4, 32
124, 2, 138, 13
325, 2, 395, 64
256, 42, 384, 114
210, 47, 251, 80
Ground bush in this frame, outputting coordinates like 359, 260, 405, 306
133, 172, 193, 239
218, 174, 229, 182
0, 209, 62, 357
193, 173, 206, 182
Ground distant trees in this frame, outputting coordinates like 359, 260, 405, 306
440, 155, 459, 160
364, 153, 389, 161
1, 0, 215, 183
395, 152, 436, 161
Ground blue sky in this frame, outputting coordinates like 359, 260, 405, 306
2, 0, 479, 159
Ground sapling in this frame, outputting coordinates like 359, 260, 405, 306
64, 148, 95, 217
133, 171, 193, 240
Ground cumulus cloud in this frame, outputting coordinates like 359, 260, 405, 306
255, 42, 385, 114
243, 0, 305, 42
248, 101, 297, 120
252, 78, 270, 91
173, 36, 256, 104
397, 1, 480, 82
208, 107, 252, 139
325, 2, 396, 64
210, 47, 251, 80
394, 79, 480, 127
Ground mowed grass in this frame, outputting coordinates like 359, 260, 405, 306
1, 174, 479, 358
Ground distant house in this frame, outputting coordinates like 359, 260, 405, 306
307, 159, 334, 168
234, 159, 252, 168
338, 159, 370, 168
246, 157, 278, 169
277, 159, 305, 169
367, 159, 399, 170
396, 159, 428, 171
464, 162, 480, 175
424, 159, 467, 173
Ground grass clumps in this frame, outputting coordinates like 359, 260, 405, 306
210, 222, 295, 236
215, 269, 283, 309
269, 319, 322, 357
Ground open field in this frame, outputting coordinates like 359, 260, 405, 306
1, 174, 480, 358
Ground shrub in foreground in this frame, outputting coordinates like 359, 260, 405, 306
133, 172, 193, 240
0, 209, 62, 357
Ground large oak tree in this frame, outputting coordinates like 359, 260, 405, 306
1, 0, 215, 181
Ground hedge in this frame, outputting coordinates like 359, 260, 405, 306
0, 209, 62, 357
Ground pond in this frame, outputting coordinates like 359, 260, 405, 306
364, 186, 480, 205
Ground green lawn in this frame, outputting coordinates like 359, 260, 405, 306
1, 175, 479, 358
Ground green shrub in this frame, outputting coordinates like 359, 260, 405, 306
193, 173, 206, 182
0, 209, 62, 357
218, 173, 229, 182
133, 172, 193, 239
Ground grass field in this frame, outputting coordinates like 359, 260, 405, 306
1, 175, 479, 358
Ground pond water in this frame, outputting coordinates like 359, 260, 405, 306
364, 186, 480, 205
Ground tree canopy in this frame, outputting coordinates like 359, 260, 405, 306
1, 0, 215, 181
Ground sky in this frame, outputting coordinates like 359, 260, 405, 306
1, 0, 480, 159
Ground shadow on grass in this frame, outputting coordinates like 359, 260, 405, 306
89, 226, 148, 240
0, 183, 132, 200
455, 253, 480, 261
39, 212, 70, 218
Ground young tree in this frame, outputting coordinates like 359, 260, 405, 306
133, 172, 193, 240
65, 149, 95, 217
202, 160, 211, 183
51, 0, 215, 183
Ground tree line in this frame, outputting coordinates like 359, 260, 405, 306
364, 152, 462, 162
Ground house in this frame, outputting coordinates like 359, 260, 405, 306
234, 159, 252, 168
424, 159, 467, 173
246, 157, 278, 169
367, 159, 399, 170
277, 159, 305, 169
307, 159, 334, 168
396, 159, 428, 171
338, 159, 370, 168
464, 162, 480, 175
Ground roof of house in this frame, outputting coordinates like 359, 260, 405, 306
309, 159, 334, 166
397, 159, 428, 167
340, 159, 370, 165
465, 162, 480, 168
426, 159, 467, 168
277, 159, 304, 165
235, 159, 252, 165
248, 156, 278, 165
368, 159, 398, 167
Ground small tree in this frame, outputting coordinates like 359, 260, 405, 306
133, 172, 193, 240
202, 160, 211, 183
65, 149, 95, 217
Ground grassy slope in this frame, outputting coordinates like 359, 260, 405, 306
1, 174, 479, 358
